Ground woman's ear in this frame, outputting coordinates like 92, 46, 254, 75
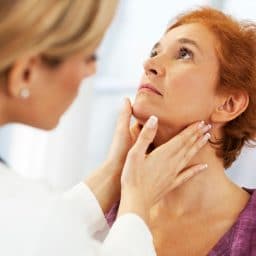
210, 89, 249, 123
7, 56, 36, 99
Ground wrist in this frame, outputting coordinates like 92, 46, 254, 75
103, 158, 124, 178
118, 186, 150, 226
85, 162, 121, 213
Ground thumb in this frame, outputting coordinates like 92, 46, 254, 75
131, 116, 158, 155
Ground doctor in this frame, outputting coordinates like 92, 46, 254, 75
0, 1, 211, 255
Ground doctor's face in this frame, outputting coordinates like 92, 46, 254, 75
133, 23, 220, 134
12, 50, 97, 130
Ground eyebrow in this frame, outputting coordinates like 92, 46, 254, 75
152, 42, 160, 50
177, 38, 202, 53
151, 38, 202, 54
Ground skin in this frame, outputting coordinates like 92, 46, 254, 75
5, 51, 97, 130
133, 23, 250, 255
0, 22, 235, 253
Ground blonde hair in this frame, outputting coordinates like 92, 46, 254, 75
0, 0, 118, 72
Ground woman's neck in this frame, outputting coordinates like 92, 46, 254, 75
151, 125, 248, 219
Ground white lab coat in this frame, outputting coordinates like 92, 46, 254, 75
0, 163, 156, 256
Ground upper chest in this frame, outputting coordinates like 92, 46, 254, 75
149, 214, 234, 256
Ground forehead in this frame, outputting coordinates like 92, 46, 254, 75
161, 23, 218, 58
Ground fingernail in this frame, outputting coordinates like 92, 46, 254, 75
198, 121, 205, 129
201, 124, 212, 133
202, 132, 211, 142
146, 115, 158, 129
198, 164, 208, 171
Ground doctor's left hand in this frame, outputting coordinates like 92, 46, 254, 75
85, 98, 140, 213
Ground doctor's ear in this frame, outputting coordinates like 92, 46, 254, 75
7, 56, 38, 99
210, 89, 249, 123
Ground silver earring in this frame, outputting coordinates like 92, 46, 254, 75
19, 88, 30, 99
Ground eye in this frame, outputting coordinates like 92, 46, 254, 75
177, 47, 193, 60
85, 53, 98, 63
150, 49, 158, 58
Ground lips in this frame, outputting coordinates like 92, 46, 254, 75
139, 83, 162, 96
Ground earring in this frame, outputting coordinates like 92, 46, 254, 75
218, 105, 224, 110
19, 88, 30, 99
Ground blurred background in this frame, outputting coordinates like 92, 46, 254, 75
0, 0, 256, 191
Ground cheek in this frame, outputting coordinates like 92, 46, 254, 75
59, 66, 86, 92
164, 68, 216, 121
84, 62, 97, 77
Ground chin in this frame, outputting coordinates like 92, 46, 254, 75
28, 117, 60, 131
132, 97, 159, 124
42, 122, 59, 131
44, 118, 61, 130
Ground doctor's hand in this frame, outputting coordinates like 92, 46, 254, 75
85, 98, 141, 213
105, 98, 141, 173
118, 117, 211, 224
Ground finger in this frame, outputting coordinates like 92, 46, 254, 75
171, 121, 209, 151
173, 164, 208, 188
131, 116, 158, 155
182, 123, 211, 152
163, 121, 210, 154
177, 132, 211, 171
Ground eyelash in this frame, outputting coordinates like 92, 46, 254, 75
177, 47, 193, 60
149, 46, 194, 60
150, 49, 157, 58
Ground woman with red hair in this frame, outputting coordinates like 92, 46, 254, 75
107, 7, 256, 255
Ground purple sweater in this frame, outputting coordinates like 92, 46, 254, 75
106, 188, 256, 255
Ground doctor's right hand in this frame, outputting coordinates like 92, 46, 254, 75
118, 116, 211, 224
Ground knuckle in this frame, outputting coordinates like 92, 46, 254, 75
175, 135, 186, 148
182, 153, 190, 163
186, 147, 195, 158
187, 152, 195, 162
183, 126, 196, 139
194, 140, 204, 152
195, 141, 203, 151
188, 129, 201, 144
179, 134, 187, 145
139, 131, 152, 142
174, 163, 183, 175
182, 172, 193, 183
127, 149, 138, 160
183, 175, 191, 183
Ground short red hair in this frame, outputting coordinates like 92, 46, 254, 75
169, 7, 256, 168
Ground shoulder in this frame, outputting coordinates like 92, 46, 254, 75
234, 188, 256, 231
228, 188, 256, 254
242, 188, 256, 216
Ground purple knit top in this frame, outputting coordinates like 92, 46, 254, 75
106, 188, 256, 255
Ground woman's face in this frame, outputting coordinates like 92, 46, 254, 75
133, 23, 220, 136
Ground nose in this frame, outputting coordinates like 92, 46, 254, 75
143, 58, 165, 78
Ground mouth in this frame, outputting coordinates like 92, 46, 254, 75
138, 83, 163, 96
